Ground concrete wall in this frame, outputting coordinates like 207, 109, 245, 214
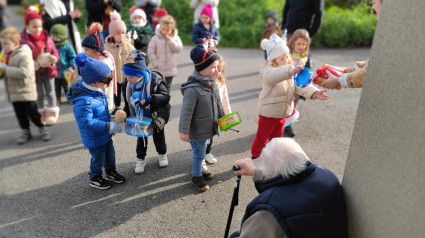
342, 0, 425, 237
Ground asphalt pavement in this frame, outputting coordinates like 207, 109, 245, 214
0, 5, 370, 238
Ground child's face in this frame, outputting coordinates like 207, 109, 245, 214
83, 47, 100, 58
51, 35, 63, 43
372, 0, 382, 19
267, 17, 276, 25
199, 60, 219, 78
159, 24, 172, 38
294, 37, 307, 54
26, 18, 43, 36
132, 15, 146, 26
217, 63, 224, 77
0, 38, 19, 53
200, 14, 211, 25
113, 32, 126, 43
274, 53, 290, 66
126, 75, 144, 85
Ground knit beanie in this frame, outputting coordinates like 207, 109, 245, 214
81, 23, 104, 52
23, 5, 43, 25
190, 44, 220, 72
75, 53, 111, 84
123, 50, 148, 77
109, 11, 127, 37
154, 8, 168, 18
200, 4, 213, 19
130, 7, 147, 22
261, 33, 289, 63
24, 13, 43, 25
50, 24, 68, 46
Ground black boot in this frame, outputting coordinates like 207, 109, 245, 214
284, 126, 295, 138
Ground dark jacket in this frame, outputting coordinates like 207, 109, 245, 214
20, 30, 59, 82
179, 71, 224, 141
238, 162, 348, 238
192, 21, 220, 45
281, 0, 324, 37
67, 80, 112, 149
126, 71, 170, 132
85, 0, 122, 27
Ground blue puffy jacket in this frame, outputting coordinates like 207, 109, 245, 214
192, 21, 220, 45
67, 80, 112, 149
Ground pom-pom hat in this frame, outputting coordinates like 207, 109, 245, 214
23, 5, 43, 25
190, 42, 220, 72
154, 8, 168, 18
82, 23, 104, 52
261, 33, 289, 64
109, 11, 127, 36
75, 53, 111, 84
130, 7, 147, 21
123, 50, 148, 77
200, 4, 213, 19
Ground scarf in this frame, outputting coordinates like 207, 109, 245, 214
27, 30, 46, 57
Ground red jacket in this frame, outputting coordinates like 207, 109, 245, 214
20, 30, 58, 82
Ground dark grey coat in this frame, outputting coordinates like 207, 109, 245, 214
178, 71, 224, 141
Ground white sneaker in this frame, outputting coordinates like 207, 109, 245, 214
205, 153, 217, 164
135, 159, 146, 173
158, 154, 168, 167
202, 159, 208, 171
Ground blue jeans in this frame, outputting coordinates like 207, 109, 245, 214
88, 140, 116, 178
190, 140, 207, 177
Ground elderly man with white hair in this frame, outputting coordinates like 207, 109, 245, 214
230, 138, 348, 238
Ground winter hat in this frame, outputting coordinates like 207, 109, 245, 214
50, 24, 67, 39
109, 11, 127, 36
24, 13, 43, 25
75, 53, 111, 84
200, 4, 213, 19
82, 23, 104, 52
123, 50, 148, 78
23, 5, 43, 25
261, 33, 289, 63
190, 43, 220, 72
154, 8, 168, 18
130, 7, 147, 21
267, 11, 278, 21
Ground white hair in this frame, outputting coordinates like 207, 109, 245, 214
260, 138, 310, 179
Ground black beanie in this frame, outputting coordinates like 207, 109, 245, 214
190, 44, 220, 72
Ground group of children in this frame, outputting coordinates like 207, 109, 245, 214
1, 3, 323, 192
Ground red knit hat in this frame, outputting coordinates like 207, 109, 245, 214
200, 4, 213, 19
23, 5, 43, 25
154, 8, 168, 18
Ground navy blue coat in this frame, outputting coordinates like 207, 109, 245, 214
192, 21, 220, 45
241, 162, 348, 238
67, 80, 112, 149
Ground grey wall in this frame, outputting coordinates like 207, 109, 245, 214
342, 0, 425, 237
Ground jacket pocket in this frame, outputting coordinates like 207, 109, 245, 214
192, 117, 213, 137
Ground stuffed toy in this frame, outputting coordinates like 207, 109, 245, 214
114, 109, 127, 123
37, 52, 57, 67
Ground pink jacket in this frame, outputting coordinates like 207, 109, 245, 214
20, 30, 58, 82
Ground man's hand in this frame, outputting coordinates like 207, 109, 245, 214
233, 158, 257, 176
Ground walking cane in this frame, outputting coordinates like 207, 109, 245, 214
224, 165, 241, 238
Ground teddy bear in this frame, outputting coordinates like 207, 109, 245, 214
37, 52, 57, 68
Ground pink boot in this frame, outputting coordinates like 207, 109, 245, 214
45, 107, 60, 126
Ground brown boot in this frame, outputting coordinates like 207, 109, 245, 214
56, 97, 61, 107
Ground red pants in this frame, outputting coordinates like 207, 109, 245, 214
250, 115, 286, 158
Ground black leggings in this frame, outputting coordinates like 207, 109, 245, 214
12, 101, 44, 130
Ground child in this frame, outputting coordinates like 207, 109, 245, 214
123, 50, 171, 174
152, 8, 168, 29
266, 11, 279, 29
284, 29, 311, 137
104, 11, 135, 115
251, 33, 329, 159
0, 27, 51, 144
81, 22, 117, 112
20, 8, 60, 126
67, 53, 125, 190
49, 24, 76, 107
179, 44, 224, 192
203, 57, 231, 169
147, 15, 183, 92
192, 4, 220, 47
127, 7, 154, 62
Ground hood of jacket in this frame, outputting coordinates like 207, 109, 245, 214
67, 80, 104, 103
180, 70, 216, 93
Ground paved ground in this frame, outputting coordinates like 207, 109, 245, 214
0, 5, 370, 238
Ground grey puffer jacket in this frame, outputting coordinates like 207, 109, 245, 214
179, 70, 224, 141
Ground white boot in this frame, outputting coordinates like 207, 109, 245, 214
135, 159, 146, 173
202, 159, 208, 171
158, 154, 168, 167
45, 107, 60, 126
205, 153, 217, 164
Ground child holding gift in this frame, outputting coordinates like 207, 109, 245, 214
192, 4, 220, 47
179, 44, 224, 192
0, 27, 51, 144
49, 24, 76, 106
20, 7, 60, 126
67, 53, 125, 190
123, 50, 171, 174
251, 33, 329, 159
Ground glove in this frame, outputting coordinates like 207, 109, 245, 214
108, 122, 122, 134
140, 96, 151, 108
130, 97, 141, 108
